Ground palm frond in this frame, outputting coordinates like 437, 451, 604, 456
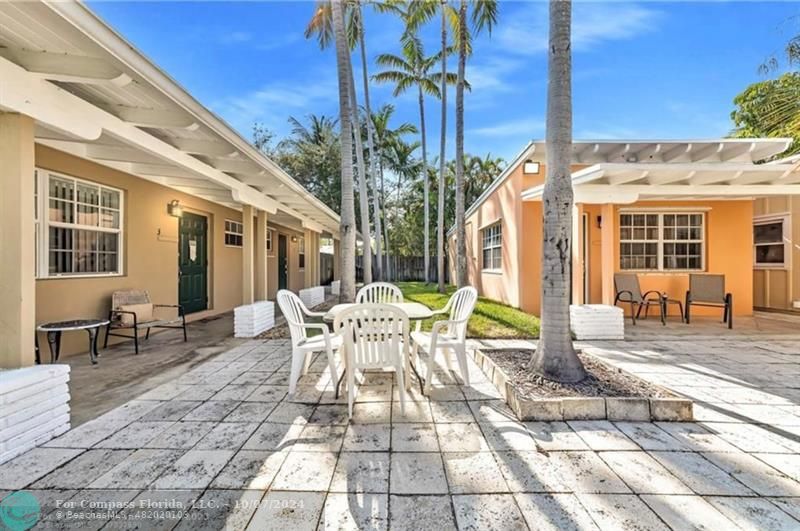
374, 53, 413, 72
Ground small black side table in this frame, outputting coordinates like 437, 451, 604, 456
36, 319, 110, 365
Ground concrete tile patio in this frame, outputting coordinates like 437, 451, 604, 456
1, 324, 800, 529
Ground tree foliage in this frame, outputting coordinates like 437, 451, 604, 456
731, 72, 800, 158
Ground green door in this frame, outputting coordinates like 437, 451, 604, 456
179, 212, 208, 314
278, 234, 288, 290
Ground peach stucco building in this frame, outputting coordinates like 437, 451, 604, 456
0, 2, 341, 366
448, 139, 800, 318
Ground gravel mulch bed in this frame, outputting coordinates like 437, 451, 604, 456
255, 299, 338, 340
483, 349, 672, 399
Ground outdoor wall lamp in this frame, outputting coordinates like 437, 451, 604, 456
597, 215, 602, 229
167, 200, 183, 217
523, 160, 540, 174
291, 236, 298, 243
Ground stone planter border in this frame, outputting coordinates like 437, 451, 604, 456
472, 349, 693, 422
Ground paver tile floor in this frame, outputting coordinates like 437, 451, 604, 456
2, 333, 800, 529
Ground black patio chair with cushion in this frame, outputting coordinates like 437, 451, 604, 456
104, 290, 187, 354
685, 274, 733, 329
614, 273, 684, 326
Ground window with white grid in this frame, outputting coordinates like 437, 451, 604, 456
37, 169, 123, 278
224, 220, 243, 247
619, 212, 704, 271
481, 223, 502, 271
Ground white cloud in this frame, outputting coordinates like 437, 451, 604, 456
495, 2, 661, 56
470, 117, 545, 138
219, 31, 253, 44
212, 70, 339, 137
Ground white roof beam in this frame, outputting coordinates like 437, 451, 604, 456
607, 170, 649, 185
647, 170, 696, 185
130, 163, 200, 178
662, 143, 694, 162
605, 143, 632, 162
720, 142, 756, 162
173, 186, 234, 201
0, 47, 132, 86
99, 104, 199, 130
580, 183, 800, 196
203, 158, 265, 175
688, 170, 743, 185
150, 176, 226, 189
86, 144, 164, 164
691, 142, 724, 162
631, 143, 663, 162
170, 138, 239, 157
574, 143, 600, 163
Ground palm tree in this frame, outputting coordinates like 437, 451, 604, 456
373, 33, 455, 285
352, 0, 384, 279
530, 0, 586, 383
435, 2, 449, 293
454, 0, 497, 288
367, 103, 418, 278
306, 1, 373, 285
406, 0, 455, 293
331, 0, 357, 302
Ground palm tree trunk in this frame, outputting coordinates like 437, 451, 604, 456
455, 0, 467, 288
347, 47, 373, 285
382, 166, 390, 279
437, 5, 447, 293
530, 0, 586, 383
357, 3, 383, 281
395, 170, 402, 280
419, 87, 430, 285
332, 0, 356, 302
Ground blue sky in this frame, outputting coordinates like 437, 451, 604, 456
89, 1, 798, 162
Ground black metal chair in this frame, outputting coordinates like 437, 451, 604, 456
104, 290, 187, 353
685, 274, 733, 329
614, 273, 684, 325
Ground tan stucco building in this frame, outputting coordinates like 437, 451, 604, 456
0, 2, 340, 367
448, 139, 800, 318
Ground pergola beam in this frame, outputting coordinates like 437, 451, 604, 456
169, 138, 239, 157
0, 48, 132, 86
99, 104, 199, 130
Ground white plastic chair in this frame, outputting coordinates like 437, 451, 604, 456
411, 287, 478, 394
333, 304, 408, 418
277, 289, 341, 396
356, 282, 404, 304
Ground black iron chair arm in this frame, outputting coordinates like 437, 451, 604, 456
108, 309, 138, 327
614, 290, 635, 304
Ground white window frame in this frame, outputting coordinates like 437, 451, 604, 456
754, 213, 790, 270
618, 211, 706, 272
36, 168, 124, 279
224, 219, 244, 247
481, 222, 502, 272
298, 236, 306, 270
267, 228, 275, 256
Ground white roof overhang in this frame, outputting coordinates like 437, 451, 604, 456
526, 139, 793, 164
0, 1, 339, 237
521, 162, 800, 204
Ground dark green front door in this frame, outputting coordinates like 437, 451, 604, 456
179, 212, 208, 314
278, 234, 288, 290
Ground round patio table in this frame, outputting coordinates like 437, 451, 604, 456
37, 319, 110, 365
323, 302, 434, 394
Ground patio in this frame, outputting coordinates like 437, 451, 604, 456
2, 320, 800, 530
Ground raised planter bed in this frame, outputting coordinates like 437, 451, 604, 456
472, 349, 693, 422
0, 365, 71, 464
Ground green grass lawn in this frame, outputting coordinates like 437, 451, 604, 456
398, 281, 540, 339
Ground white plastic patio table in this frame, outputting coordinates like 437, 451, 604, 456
323, 302, 433, 322
323, 302, 433, 391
